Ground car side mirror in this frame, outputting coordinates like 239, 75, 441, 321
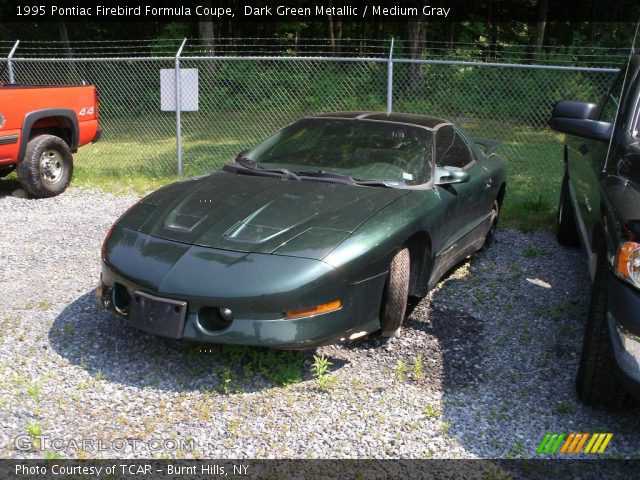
435, 166, 470, 185
549, 100, 612, 143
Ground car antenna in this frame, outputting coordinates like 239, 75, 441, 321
603, 18, 640, 172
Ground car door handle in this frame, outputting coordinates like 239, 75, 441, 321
579, 144, 589, 155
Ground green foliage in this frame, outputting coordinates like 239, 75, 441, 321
26, 381, 42, 402
522, 246, 545, 258
424, 402, 442, 419
311, 355, 338, 391
413, 354, 425, 380
204, 345, 305, 391
556, 400, 575, 414
26, 422, 43, 448
393, 359, 409, 382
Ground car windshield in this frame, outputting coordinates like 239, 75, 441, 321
242, 118, 434, 186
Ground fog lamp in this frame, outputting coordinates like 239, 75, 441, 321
219, 307, 234, 321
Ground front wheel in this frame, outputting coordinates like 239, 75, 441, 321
483, 199, 500, 249
379, 248, 410, 337
575, 253, 629, 409
17, 134, 73, 198
557, 172, 580, 246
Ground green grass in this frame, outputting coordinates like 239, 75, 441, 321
0, 116, 565, 230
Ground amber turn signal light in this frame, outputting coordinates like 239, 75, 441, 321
285, 300, 342, 319
616, 241, 640, 286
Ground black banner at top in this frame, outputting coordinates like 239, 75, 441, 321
0, 0, 638, 22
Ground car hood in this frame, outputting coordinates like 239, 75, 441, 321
117, 171, 409, 259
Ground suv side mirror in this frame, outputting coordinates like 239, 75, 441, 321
435, 166, 470, 186
549, 100, 612, 143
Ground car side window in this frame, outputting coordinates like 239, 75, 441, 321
600, 73, 624, 124
435, 125, 473, 168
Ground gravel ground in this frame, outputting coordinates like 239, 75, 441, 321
0, 186, 639, 462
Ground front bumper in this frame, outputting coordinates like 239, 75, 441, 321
96, 259, 385, 350
607, 275, 640, 400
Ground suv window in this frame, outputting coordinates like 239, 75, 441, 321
435, 126, 473, 168
600, 73, 624, 123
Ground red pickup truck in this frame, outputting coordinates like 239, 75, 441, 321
0, 83, 100, 197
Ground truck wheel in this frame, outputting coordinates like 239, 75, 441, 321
380, 248, 410, 337
17, 135, 73, 198
576, 253, 629, 409
556, 173, 580, 246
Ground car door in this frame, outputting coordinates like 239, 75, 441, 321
434, 125, 491, 264
567, 73, 623, 261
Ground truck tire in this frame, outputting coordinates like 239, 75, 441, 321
17, 135, 73, 198
576, 253, 629, 409
380, 248, 410, 337
557, 173, 580, 246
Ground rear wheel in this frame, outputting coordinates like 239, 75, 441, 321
17, 134, 73, 198
576, 253, 629, 409
380, 248, 410, 337
557, 172, 580, 246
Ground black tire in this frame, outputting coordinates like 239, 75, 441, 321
483, 199, 500, 249
380, 248, 410, 337
17, 135, 73, 198
576, 253, 629, 409
557, 173, 580, 246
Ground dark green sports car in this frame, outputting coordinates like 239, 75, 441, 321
97, 112, 506, 349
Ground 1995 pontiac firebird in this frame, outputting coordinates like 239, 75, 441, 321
97, 112, 507, 348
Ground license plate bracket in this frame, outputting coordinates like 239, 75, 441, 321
129, 291, 187, 339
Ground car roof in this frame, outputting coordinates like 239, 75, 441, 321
309, 111, 452, 130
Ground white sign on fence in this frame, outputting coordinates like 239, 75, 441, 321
160, 68, 199, 111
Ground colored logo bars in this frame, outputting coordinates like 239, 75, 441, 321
537, 433, 613, 454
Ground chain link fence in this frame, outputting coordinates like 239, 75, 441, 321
1, 39, 620, 211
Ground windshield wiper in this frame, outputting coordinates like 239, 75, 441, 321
228, 156, 299, 180
353, 179, 394, 188
296, 170, 394, 188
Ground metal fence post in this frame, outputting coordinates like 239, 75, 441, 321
175, 38, 187, 176
7, 40, 20, 83
386, 37, 394, 115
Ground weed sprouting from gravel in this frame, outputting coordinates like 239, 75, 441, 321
213, 366, 237, 394
311, 355, 337, 391
393, 359, 409, 382
413, 354, 425, 380
556, 400, 575, 414
62, 321, 74, 336
37, 300, 53, 311
522, 246, 545, 258
26, 381, 41, 402
424, 403, 442, 419
25, 421, 43, 448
